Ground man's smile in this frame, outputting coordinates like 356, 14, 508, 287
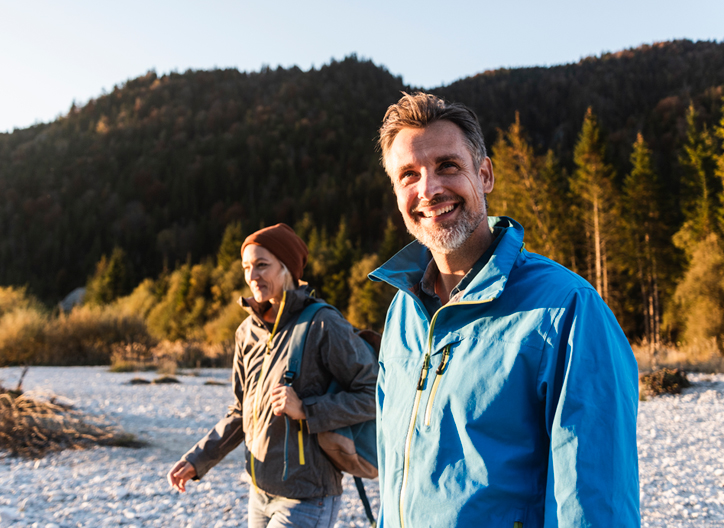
419, 203, 458, 219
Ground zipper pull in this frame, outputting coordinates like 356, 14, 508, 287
436, 346, 451, 375
417, 354, 431, 390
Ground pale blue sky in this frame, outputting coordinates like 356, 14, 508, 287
1, 0, 722, 133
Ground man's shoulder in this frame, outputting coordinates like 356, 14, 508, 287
514, 250, 597, 299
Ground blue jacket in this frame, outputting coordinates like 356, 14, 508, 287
369, 217, 640, 528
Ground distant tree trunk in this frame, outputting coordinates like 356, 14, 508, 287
635, 248, 650, 342
593, 195, 603, 297
602, 239, 609, 305
585, 228, 593, 286
647, 232, 661, 368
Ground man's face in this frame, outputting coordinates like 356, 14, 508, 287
386, 120, 494, 255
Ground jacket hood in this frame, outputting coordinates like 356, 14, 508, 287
369, 216, 525, 303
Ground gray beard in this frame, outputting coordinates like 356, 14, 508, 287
404, 202, 485, 255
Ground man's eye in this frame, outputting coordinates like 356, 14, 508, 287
439, 162, 458, 171
398, 171, 416, 183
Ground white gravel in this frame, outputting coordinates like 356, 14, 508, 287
1, 367, 723, 527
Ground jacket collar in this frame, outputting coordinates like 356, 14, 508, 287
240, 284, 314, 329
369, 216, 525, 303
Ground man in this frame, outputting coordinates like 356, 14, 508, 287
369, 93, 640, 527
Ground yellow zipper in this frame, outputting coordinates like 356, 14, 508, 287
399, 353, 430, 528
398, 297, 495, 528
423, 345, 452, 426
250, 291, 287, 492
298, 419, 305, 465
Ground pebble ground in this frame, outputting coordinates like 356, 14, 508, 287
0, 367, 722, 527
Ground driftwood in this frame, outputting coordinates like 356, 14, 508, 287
0, 383, 143, 459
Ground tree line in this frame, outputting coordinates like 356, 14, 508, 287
2, 40, 724, 353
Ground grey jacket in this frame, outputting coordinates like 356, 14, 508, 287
182, 287, 378, 498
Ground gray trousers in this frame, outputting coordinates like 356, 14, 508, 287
248, 488, 341, 528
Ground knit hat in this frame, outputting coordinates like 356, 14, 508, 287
241, 223, 308, 284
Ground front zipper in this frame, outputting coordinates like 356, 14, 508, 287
250, 291, 287, 492
398, 353, 430, 528
423, 345, 451, 426
398, 297, 495, 528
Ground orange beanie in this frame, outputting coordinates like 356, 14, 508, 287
241, 223, 308, 284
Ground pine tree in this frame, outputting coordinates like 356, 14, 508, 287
623, 133, 663, 360
571, 108, 618, 303
217, 222, 244, 271
85, 247, 132, 305
674, 103, 719, 249
322, 217, 355, 310
378, 217, 402, 263
491, 112, 560, 260
714, 97, 724, 231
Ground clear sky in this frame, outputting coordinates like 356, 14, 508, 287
1, 0, 722, 133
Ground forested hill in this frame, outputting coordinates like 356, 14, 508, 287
437, 39, 724, 185
0, 58, 406, 300
1, 40, 723, 318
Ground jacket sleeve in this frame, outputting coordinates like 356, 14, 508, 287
182, 336, 246, 480
539, 287, 640, 527
301, 310, 379, 434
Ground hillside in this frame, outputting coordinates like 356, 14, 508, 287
1, 40, 723, 340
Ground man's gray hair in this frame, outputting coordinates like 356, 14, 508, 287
378, 92, 487, 175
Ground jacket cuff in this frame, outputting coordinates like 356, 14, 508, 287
302, 396, 323, 434
182, 450, 213, 481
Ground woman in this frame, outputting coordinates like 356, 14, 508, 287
167, 223, 378, 528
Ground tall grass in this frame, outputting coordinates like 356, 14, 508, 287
0, 287, 154, 367
633, 338, 724, 373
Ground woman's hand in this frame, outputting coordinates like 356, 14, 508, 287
270, 384, 307, 420
167, 460, 197, 493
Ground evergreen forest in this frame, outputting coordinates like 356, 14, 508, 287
3, 39, 724, 366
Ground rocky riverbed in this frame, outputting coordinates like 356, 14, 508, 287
0, 367, 723, 527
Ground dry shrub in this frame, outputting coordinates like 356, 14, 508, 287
0, 296, 156, 367
669, 234, 724, 344
150, 339, 233, 369
41, 305, 155, 365
639, 368, 691, 399
203, 300, 245, 344
0, 388, 142, 458
0, 307, 47, 365
109, 342, 154, 372
0, 286, 45, 317
200, 341, 234, 368
633, 338, 724, 373
113, 278, 159, 319
156, 357, 178, 376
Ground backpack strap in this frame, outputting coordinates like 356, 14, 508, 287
282, 301, 336, 481
284, 301, 341, 384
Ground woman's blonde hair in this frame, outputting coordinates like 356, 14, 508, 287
279, 262, 296, 291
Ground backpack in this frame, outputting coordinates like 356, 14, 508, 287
283, 301, 379, 526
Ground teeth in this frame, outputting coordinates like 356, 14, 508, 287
423, 205, 455, 218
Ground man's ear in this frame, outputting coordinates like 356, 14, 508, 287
480, 157, 494, 193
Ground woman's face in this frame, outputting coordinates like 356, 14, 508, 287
242, 244, 286, 304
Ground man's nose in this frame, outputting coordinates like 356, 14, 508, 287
417, 168, 444, 200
